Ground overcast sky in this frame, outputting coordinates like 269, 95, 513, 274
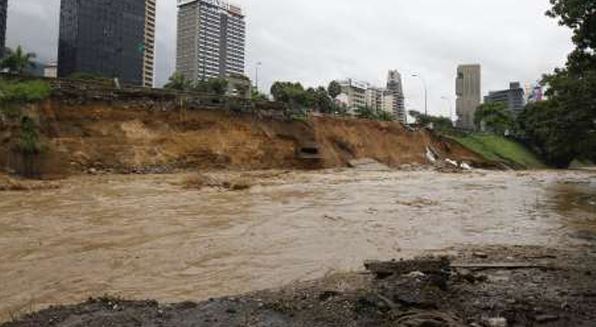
7, 0, 573, 117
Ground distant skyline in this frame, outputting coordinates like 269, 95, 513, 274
7, 0, 573, 117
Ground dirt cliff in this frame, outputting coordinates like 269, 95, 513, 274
0, 99, 484, 177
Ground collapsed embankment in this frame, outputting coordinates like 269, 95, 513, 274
0, 97, 485, 178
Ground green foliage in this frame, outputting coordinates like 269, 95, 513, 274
514, 0, 596, 167
354, 106, 396, 121
196, 78, 228, 96
409, 110, 453, 131
450, 134, 546, 169
327, 81, 342, 99
308, 86, 335, 114
68, 72, 112, 82
355, 105, 377, 119
16, 116, 42, 154
546, 0, 596, 73
474, 102, 514, 134
376, 111, 395, 121
271, 81, 348, 114
270, 81, 308, 108
251, 89, 269, 101
164, 72, 229, 96
0, 46, 36, 75
0, 80, 51, 104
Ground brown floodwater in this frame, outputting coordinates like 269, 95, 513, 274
0, 169, 595, 320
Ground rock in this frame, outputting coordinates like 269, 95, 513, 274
405, 271, 426, 279
318, 291, 340, 301
535, 315, 559, 323
484, 317, 507, 327
445, 159, 459, 167
473, 252, 488, 259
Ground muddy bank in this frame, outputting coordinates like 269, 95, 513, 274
4, 245, 596, 327
0, 99, 485, 177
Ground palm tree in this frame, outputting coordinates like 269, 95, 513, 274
1, 46, 37, 75
164, 72, 192, 91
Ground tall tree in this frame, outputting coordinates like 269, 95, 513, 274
327, 81, 342, 99
517, 0, 596, 167
474, 102, 514, 135
1, 46, 37, 75
270, 82, 308, 109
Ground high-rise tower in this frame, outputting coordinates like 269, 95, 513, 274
385, 70, 406, 123
0, 0, 7, 59
176, 0, 245, 81
455, 64, 481, 129
58, 0, 156, 87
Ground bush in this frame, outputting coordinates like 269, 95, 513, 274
16, 116, 42, 154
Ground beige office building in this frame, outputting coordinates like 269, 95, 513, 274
455, 64, 481, 129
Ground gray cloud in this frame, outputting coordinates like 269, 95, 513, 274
7, 0, 573, 117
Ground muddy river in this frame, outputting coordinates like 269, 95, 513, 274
1, 169, 595, 320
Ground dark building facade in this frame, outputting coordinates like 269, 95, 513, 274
484, 82, 525, 114
0, 0, 7, 58
58, 0, 155, 87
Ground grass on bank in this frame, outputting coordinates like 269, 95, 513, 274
448, 134, 546, 169
0, 79, 51, 104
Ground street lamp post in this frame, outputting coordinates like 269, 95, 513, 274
255, 62, 262, 92
441, 96, 453, 126
411, 74, 428, 116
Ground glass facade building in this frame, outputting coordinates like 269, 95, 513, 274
0, 0, 7, 58
58, 0, 155, 87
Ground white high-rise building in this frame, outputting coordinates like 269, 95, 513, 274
385, 70, 406, 123
336, 79, 368, 113
177, 0, 246, 81
334, 71, 407, 122
366, 87, 385, 112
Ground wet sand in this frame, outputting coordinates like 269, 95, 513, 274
0, 169, 594, 321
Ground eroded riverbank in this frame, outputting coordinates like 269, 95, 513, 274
0, 169, 595, 322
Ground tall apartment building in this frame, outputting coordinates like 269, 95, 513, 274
177, 0, 245, 82
58, 0, 156, 87
455, 64, 481, 129
484, 82, 525, 115
385, 70, 406, 123
336, 78, 368, 113
365, 86, 384, 112
0, 0, 7, 58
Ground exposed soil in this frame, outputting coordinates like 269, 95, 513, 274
4, 245, 595, 327
0, 99, 486, 177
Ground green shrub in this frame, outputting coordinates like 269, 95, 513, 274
0, 80, 51, 104
15, 116, 42, 154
